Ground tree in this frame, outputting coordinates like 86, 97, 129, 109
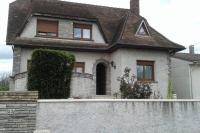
0, 73, 10, 91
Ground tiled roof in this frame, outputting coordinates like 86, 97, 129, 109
6, 0, 185, 52
173, 53, 200, 63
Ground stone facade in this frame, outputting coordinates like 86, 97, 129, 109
0, 91, 38, 133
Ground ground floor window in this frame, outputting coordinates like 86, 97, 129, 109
137, 60, 154, 81
73, 62, 85, 73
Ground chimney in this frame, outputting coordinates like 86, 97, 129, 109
189, 45, 195, 54
130, 0, 140, 16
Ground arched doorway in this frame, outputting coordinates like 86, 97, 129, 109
96, 63, 106, 95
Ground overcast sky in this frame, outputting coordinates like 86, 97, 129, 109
0, 0, 200, 73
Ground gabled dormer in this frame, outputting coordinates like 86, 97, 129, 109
135, 20, 150, 36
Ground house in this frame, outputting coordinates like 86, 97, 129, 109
7, 0, 185, 98
172, 46, 200, 99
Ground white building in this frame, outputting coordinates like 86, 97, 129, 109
7, 0, 185, 98
172, 47, 200, 99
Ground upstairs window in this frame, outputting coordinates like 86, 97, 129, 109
37, 20, 58, 37
138, 24, 149, 36
137, 60, 154, 81
136, 20, 150, 36
73, 62, 85, 73
73, 23, 92, 40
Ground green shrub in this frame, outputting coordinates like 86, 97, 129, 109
0, 86, 9, 91
27, 49, 75, 99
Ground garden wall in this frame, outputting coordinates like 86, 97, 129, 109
0, 91, 38, 133
36, 99, 200, 133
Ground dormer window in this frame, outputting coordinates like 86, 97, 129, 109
136, 20, 150, 36
37, 20, 58, 37
138, 24, 148, 35
73, 23, 92, 40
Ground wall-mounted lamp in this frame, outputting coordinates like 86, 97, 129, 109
111, 61, 116, 69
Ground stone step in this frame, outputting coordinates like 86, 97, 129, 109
34, 130, 50, 133
93, 95, 115, 99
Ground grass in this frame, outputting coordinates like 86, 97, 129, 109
0, 85, 9, 91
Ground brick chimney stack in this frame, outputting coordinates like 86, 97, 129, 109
130, 0, 140, 16
189, 45, 195, 54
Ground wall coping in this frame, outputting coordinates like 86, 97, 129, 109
0, 91, 38, 101
72, 72, 93, 79
38, 99, 200, 103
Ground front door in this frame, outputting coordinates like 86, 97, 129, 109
96, 63, 106, 95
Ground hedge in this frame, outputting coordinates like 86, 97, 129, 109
27, 49, 75, 99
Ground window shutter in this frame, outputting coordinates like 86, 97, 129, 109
37, 20, 58, 34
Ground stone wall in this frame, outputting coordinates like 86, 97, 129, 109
12, 47, 21, 76
36, 99, 200, 133
0, 91, 38, 133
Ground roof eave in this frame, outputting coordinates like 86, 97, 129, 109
114, 42, 185, 52
8, 42, 111, 53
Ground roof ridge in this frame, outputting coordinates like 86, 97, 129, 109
174, 53, 200, 62
116, 11, 143, 42
118, 11, 130, 41
113, 11, 130, 42
38, 0, 129, 11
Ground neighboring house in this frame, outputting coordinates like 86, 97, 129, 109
172, 46, 200, 99
7, 0, 185, 98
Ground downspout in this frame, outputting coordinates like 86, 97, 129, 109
189, 64, 193, 99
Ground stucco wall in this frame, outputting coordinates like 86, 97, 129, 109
10, 72, 27, 92
111, 49, 169, 98
171, 58, 191, 99
20, 17, 37, 38
15, 77, 27, 91
190, 65, 200, 99
14, 48, 170, 98
36, 100, 200, 133
18, 48, 113, 96
71, 73, 95, 98
20, 17, 105, 44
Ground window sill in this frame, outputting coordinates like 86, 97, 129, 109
35, 35, 58, 38
137, 80, 158, 84
73, 38, 94, 41
35, 35, 94, 42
